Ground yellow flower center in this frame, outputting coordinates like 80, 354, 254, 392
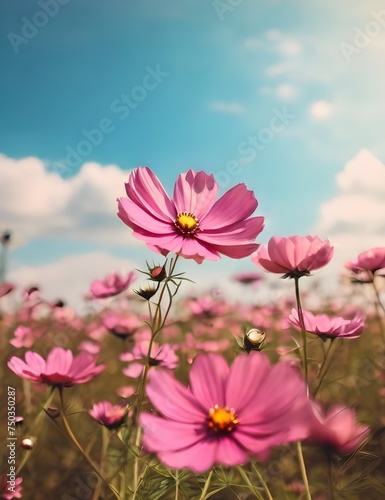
208, 405, 239, 432
175, 212, 200, 235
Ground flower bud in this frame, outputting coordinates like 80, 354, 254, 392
149, 265, 167, 282
45, 406, 60, 419
244, 328, 266, 352
21, 437, 36, 449
134, 284, 159, 300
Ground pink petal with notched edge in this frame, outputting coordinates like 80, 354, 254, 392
146, 369, 206, 423
45, 348, 73, 376
225, 352, 270, 414
201, 184, 258, 229
7, 356, 42, 381
24, 351, 46, 373
117, 197, 173, 233
125, 167, 175, 221
188, 353, 229, 409
173, 170, 218, 219
198, 217, 265, 245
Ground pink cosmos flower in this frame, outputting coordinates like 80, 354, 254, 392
252, 235, 334, 278
117, 167, 264, 264
89, 271, 136, 299
0, 282, 15, 298
305, 402, 370, 454
233, 272, 262, 285
9, 326, 36, 348
8, 347, 105, 387
0, 475, 22, 499
89, 401, 128, 429
120, 340, 178, 378
288, 309, 365, 339
140, 352, 311, 472
345, 247, 385, 282
102, 311, 142, 339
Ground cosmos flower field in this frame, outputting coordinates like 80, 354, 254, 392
1, 168, 385, 500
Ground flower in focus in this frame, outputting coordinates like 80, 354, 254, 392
8, 347, 105, 387
252, 235, 334, 279
89, 271, 136, 299
0, 475, 22, 499
345, 247, 385, 283
288, 309, 365, 340
117, 167, 264, 263
89, 401, 128, 429
305, 402, 370, 454
140, 352, 311, 472
120, 340, 178, 378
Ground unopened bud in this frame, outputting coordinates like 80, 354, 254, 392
45, 406, 60, 419
21, 437, 36, 449
149, 265, 167, 282
244, 328, 266, 352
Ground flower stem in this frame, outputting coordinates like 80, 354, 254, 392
131, 256, 181, 491
294, 277, 308, 385
92, 426, 110, 500
327, 452, 335, 500
313, 338, 340, 397
371, 278, 385, 342
59, 388, 120, 499
199, 469, 213, 500
251, 462, 273, 500
296, 442, 311, 500
237, 466, 264, 499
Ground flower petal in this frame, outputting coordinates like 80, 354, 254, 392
202, 184, 258, 229
146, 369, 206, 423
188, 353, 229, 408
173, 170, 218, 219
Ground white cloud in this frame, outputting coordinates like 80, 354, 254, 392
313, 149, 385, 286
209, 101, 245, 115
8, 252, 138, 310
0, 154, 137, 246
309, 100, 334, 121
265, 29, 283, 42
275, 83, 298, 100
278, 38, 303, 56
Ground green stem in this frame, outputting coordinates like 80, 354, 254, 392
237, 466, 263, 499
296, 442, 311, 500
131, 256, 180, 491
199, 469, 214, 500
174, 470, 179, 500
16, 388, 56, 476
294, 277, 308, 385
313, 338, 339, 397
371, 278, 385, 342
59, 388, 121, 499
251, 462, 273, 500
92, 426, 110, 500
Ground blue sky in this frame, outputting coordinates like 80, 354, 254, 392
1, 0, 385, 304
